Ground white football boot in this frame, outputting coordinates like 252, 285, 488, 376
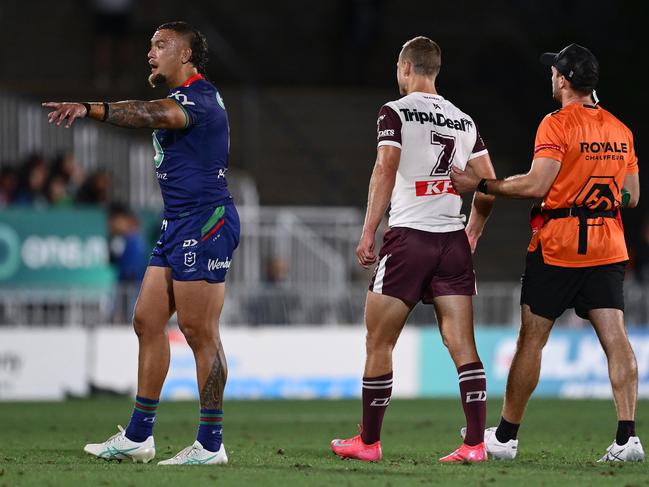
598, 437, 645, 462
84, 425, 155, 463
158, 440, 228, 465
461, 426, 518, 460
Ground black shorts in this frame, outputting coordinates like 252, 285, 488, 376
520, 246, 626, 320
368, 227, 476, 305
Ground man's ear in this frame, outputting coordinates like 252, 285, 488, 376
558, 74, 568, 90
181, 48, 192, 64
401, 59, 412, 77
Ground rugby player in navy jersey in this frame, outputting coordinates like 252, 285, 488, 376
43, 22, 238, 465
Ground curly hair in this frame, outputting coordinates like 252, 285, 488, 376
157, 21, 209, 75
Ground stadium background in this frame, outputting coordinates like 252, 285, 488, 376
1, 0, 648, 423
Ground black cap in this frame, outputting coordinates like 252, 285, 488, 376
540, 43, 599, 90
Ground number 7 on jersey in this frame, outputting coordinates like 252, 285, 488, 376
430, 131, 456, 176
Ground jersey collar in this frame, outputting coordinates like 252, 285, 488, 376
181, 73, 205, 87
412, 91, 444, 100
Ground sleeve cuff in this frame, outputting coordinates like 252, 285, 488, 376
170, 98, 192, 129
378, 140, 402, 149
533, 150, 564, 163
468, 149, 489, 161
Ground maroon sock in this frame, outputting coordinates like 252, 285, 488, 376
360, 372, 393, 444
458, 361, 487, 446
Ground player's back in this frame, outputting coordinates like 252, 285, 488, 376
377, 92, 487, 233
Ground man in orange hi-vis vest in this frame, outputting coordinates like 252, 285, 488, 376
451, 44, 643, 462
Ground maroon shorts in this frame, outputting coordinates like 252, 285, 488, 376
368, 227, 476, 304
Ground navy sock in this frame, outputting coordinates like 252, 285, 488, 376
125, 396, 158, 442
197, 408, 223, 452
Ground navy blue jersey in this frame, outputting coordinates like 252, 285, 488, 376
152, 74, 232, 218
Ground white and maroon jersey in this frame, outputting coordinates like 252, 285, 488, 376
377, 92, 488, 233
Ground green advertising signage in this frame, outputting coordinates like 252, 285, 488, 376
0, 208, 115, 289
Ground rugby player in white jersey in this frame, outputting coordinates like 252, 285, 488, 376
330, 36, 496, 463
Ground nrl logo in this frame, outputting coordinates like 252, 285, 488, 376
184, 252, 196, 267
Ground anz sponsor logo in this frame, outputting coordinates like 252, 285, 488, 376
156, 172, 167, 180
399, 108, 473, 132
208, 257, 231, 272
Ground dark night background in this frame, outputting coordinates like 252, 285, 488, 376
0, 0, 646, 279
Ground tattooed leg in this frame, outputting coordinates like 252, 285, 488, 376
199, 341, 228, 409
172, 280, 227, 404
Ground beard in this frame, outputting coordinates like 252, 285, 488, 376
148, 72, 167, 88
551, 78, 562, 103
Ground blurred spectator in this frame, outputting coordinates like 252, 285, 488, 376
13, 154, 49, 207
264, 255, 289, 284
51, 152, 85, 196
0, 166, 18, 207
108, 203, 147, 282
108, 203, 147, 322
76, 169, 112, 206
46, 174, 74, 207
92, 0, 136, 91
2, 154, 115, 209
246, 255, 299, 325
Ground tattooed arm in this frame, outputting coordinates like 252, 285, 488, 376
42, 99, 188, 130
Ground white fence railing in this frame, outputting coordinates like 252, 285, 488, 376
3, 280, 649, 327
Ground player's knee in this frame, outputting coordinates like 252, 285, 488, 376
443, 337, 478, 364
179, 321, 218, 349
615, 345, 638, 374
440, 328, 469, 352
365, 330, 395, 354
517, 325, 551, 350
132, 310, 150, 338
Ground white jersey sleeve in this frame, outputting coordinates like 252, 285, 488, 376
375, 92, 488, 233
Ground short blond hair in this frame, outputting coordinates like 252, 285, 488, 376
401, 36, 441, 77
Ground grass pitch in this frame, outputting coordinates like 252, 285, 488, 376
0, 398, 647, 486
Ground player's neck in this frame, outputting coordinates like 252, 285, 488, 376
405, 77, 437, 96
560, 92, 593, 108
167, 68, 200, 89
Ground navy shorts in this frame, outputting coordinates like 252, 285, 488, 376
369, 227, 476, 304
150, 203, 240, 283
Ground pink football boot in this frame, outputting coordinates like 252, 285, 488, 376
439, 442, 488, 463
330, 434, 382, 462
